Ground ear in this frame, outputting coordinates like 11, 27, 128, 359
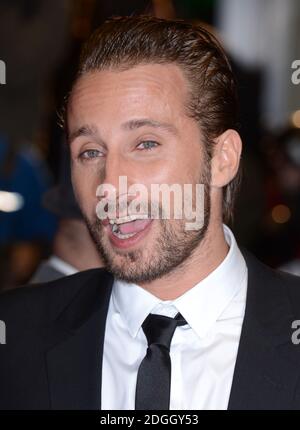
210, 129, 242, 188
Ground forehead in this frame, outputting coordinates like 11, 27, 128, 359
67, 63, 190, 127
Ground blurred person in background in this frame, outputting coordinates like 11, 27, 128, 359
30, 147, 104, 283
0, 0, 70, 290
0, 133, 57, 290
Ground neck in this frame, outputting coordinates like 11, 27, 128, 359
140, 221, 229, 300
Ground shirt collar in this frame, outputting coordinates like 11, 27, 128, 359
48, 256, 78, 277
112, 224, 247, 339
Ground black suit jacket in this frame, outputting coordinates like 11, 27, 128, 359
1, 251, 300, 410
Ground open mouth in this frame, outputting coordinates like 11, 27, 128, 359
103, 214, 153, 248
110, 215, 149, 237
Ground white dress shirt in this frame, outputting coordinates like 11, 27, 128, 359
101, 225, 248, 410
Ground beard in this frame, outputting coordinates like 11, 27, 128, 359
84, 173, 211, 284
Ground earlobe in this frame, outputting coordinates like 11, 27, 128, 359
210, 129, 242, 188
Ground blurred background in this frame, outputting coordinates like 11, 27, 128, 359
0, 0, 299, 290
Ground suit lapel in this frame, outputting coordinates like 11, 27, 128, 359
43, 253, 300, 410
44, 269, 114, 410
228, 251, 300, 409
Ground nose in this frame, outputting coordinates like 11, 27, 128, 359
98, 151, 131, 200
101, 152, 122, 190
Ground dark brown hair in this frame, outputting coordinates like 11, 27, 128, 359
68, 15, 241, 223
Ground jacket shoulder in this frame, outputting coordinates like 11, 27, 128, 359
243, 248, 300, 314
0, 268, 111, 327
276, 268, 300, 314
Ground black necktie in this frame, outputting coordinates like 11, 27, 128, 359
135, 312, 187, 410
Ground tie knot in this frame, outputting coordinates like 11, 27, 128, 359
141, 312, 187, 351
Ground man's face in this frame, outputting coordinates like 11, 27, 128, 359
68, 63, 211, 283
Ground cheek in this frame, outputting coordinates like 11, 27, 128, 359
181, 143, 203, 177
136, 155, 202, 192
153, 155, 202, 185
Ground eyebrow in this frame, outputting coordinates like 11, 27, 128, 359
68, 124, 100, 145
121, 118, 179, 136
68, 118, 179, 145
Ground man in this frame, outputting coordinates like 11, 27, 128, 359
1, 16, 300, 410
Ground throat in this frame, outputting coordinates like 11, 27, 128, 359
139, 226, 229, 300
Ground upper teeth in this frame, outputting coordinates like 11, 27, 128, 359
109, 214, 148, 225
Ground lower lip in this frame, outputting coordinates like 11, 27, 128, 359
106, 219, 153, 249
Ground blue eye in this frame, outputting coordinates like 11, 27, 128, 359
137, 141, 159, 151
79, 149, 103, 159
